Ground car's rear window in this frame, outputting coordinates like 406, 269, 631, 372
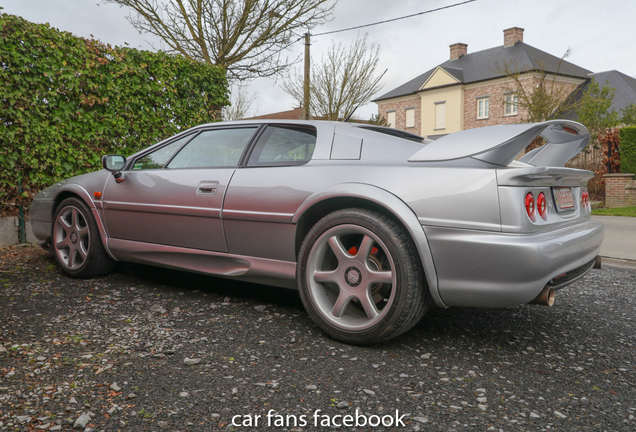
357, 125, 426, 143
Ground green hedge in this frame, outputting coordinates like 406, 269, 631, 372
621, 126, 636, 174
0, 13, 228, 215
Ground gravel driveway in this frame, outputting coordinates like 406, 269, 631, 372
1, 245, 634, 431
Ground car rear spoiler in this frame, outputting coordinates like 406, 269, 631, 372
408, 120, 590, 167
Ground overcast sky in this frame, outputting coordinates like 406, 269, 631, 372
3, 0, 636, 120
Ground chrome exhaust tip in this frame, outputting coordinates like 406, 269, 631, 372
529, 286, 555, 306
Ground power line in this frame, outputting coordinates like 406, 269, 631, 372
312, 0, 478, 37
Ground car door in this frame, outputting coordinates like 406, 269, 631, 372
102, 126, 258, 252
223, 124, 319, 261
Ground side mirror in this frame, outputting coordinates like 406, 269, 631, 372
102, 155, 126, 171
101, 155, 127, 183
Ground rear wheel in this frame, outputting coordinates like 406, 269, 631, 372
297, 208, 431, 344
53, 197, 115, 278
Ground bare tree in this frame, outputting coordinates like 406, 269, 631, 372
104, 0, 335, 80
495, 49, 578, 123
282, 34, 384, 121
223, 85, 259, 120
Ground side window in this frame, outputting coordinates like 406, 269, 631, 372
247, 126, 317, 167
132, 135, 193, 170
167, 127, 257, 169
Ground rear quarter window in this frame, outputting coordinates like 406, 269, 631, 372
247, 126, 317, 167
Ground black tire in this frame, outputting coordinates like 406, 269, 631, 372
52, 197, 115, 278
297, 208, 431, 345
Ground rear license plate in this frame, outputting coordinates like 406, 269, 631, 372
553, 187, 574, 211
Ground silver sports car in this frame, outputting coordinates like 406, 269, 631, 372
30, 119, 603, 344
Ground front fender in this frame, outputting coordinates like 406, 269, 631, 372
292, 183, 445, 308
45, 175, 116, 261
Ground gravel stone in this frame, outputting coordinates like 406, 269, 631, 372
1, 246, 634, 432
73, 413, 90, 429
16, 416, 32, 424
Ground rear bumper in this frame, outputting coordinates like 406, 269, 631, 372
424, 218, 604, 308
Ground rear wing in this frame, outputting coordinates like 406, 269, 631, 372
408, 120, 590, 167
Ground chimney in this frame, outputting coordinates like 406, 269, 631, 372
503, 27, 524, 46
450, 43, 468, 60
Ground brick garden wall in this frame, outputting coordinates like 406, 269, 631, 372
604, 174, 636, 208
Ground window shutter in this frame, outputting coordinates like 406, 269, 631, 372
435, 103, 445, 130
405, 108, 415, 128
387, 111, 396, 128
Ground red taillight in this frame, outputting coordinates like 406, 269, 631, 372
525, 192, 535, 219
537, 192, 547, 218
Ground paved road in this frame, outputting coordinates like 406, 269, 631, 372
592, 215, 636, 261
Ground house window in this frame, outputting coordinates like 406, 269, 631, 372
405, 108, 415, 128
477, 98, 489, 119
387, 111, 396, 128
505, 94, 518, 115
435, 102, 445, 130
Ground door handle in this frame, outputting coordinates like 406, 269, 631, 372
197, 181, 219, 195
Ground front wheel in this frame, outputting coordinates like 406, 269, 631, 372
297, 208, 431, 345
52, 197, 115, 278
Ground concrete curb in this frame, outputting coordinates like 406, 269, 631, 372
600, 257, 636, 271
0, 217, 37, 247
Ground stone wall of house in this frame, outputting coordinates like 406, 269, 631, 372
463, 78, 579, 130
376, 97, 421, 135
464, 81, 526, 130
604, 173, 636, 208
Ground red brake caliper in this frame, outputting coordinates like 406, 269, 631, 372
348, 246, 379, 256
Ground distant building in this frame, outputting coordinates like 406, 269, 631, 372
374, 27, 635, 139
244, 107, 369, 123
244, 107, 304, 120
563, 70, 636, 121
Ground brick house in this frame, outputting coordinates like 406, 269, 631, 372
373, 28, 592, 139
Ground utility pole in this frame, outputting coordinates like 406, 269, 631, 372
302, 32, 311, 120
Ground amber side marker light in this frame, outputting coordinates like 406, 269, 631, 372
94, 192, 102, 199
563, 126, 578, 135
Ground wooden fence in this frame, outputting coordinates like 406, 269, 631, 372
566, 145, 604, 170
566, 145, 606, 200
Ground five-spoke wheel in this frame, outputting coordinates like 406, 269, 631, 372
52, 198, 114, 278
54, 204, 90, 271
298, 208, 431, 345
